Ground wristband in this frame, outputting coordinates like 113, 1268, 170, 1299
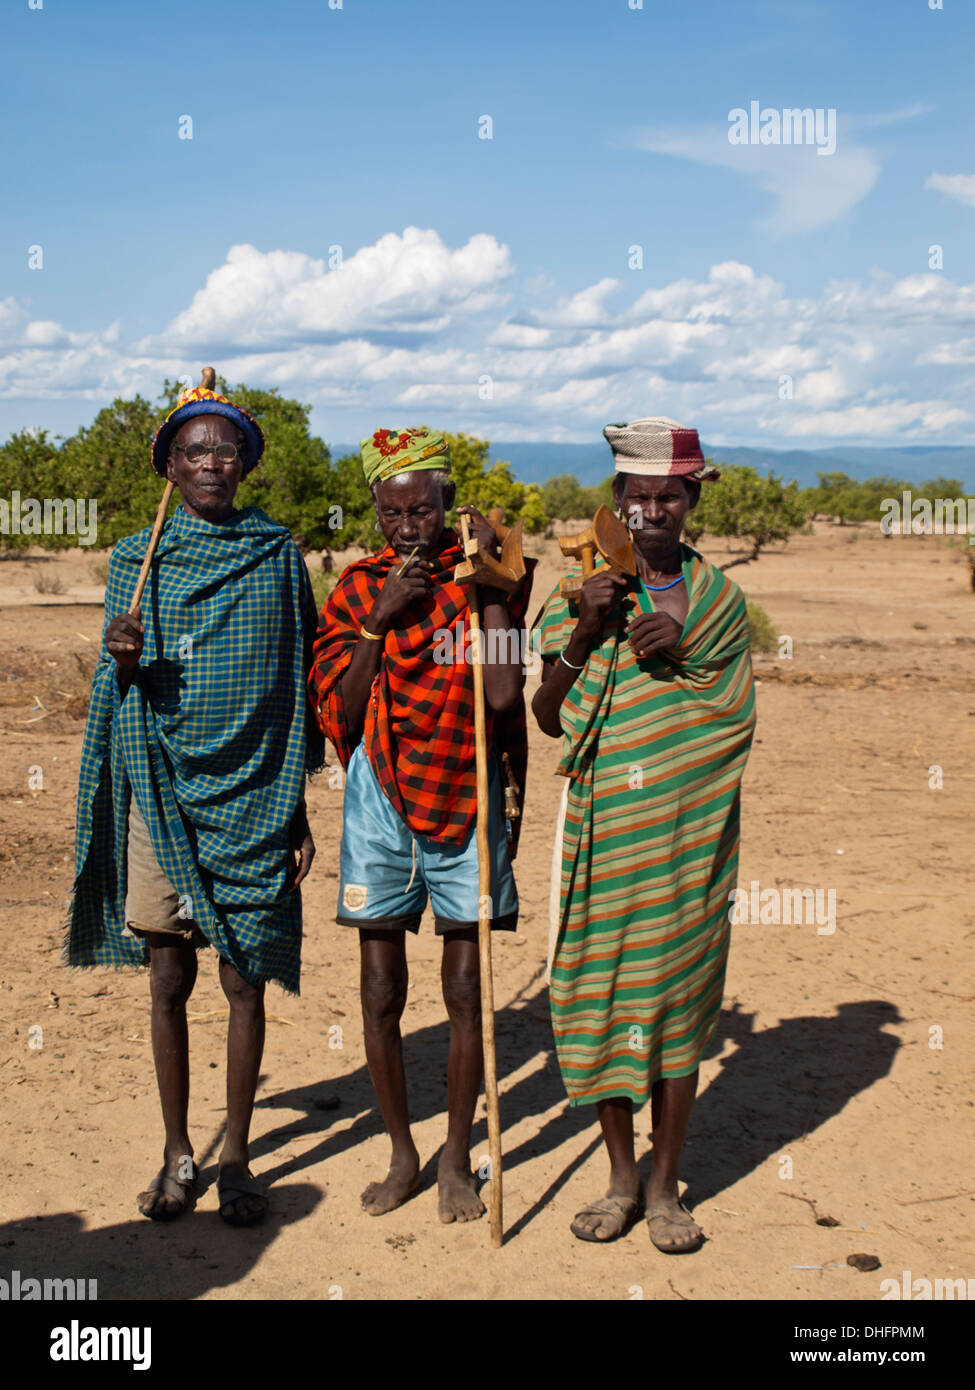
559, 649, 585, 670
360, 626, 383, 642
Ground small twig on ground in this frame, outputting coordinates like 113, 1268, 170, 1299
897, 1189, 975, 1206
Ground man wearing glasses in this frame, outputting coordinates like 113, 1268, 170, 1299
66, 375, 323, 1228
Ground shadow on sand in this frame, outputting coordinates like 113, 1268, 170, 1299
8, 988, 899, 1285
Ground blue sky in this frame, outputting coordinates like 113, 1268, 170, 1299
2, 0, 974, 450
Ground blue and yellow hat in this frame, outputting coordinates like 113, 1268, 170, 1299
151, 368, 265, 477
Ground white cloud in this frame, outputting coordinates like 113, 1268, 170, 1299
632, 122, 879, 234
2, 231, 975, 448
145, 228, 514, 350
925, 172, 975, 208
773, 400, 970, 438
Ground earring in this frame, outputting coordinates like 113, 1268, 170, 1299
374, 521, 381, 533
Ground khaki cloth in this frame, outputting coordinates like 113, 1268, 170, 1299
123, 796, 204, 944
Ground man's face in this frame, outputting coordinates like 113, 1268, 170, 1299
373, 471, 454, 560
167, 415, 243, 522
615, 473, 695, 553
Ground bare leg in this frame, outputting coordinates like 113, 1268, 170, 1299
359, 931, 421, 1215
137, 935, 198, 1218
217, 956, 267, 1223
438, 927, 485, 1223
646, 1070, 702, 1251
570, 1097, 641, 1240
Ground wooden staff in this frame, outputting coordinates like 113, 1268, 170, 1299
460, 512, 503, 1247
128, 367, 215, 612
128, 480, 174, 613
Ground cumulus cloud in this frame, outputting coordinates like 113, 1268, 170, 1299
143, 228, 514, 351
1, 231, 974, 447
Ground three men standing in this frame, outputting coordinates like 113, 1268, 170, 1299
69, 403, 751, 1253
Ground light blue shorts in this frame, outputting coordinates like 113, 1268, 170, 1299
336, 742, 518, 934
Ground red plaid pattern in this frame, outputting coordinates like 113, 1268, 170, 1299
309, 534, 533, 845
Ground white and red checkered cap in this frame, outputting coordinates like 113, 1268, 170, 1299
603, 416, 719, 480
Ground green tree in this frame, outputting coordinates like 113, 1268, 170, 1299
802, 470, 868, 524
442, 432, 548, 535
0, 428, 65, 551
684, 463, 810, 566
14, 378, 338, 551
56, 394, 166, 548
323, 451, 379, 552
540, 473, 613, 523
541, 474, 590, 521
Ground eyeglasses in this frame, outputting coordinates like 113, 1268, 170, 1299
175, 442, 243, 465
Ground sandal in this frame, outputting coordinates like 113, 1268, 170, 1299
646, 1200, 704, 1253
570, 1191, 644, 1243
137, 1163, 198, 1222
217, 1169, 269, 1227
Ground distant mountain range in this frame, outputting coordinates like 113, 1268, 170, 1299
331, 441, 975, 490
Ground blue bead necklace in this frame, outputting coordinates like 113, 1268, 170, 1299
643, 574, 684, 591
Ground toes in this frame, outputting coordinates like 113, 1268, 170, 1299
571, 1216, 598, 1236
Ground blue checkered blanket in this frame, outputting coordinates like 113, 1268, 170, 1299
65, 504, 324, 994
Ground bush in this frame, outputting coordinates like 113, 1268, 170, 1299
540, 474, 613, 522
747, 601, 777, 653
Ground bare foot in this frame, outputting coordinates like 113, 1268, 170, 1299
361, 1156, 421, 1216
646, 1185, 704, 1253
437, 1164, 485, 1224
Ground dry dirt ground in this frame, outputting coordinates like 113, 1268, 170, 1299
1, 524, 973, 1302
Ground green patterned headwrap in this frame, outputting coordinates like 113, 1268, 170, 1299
360, 427, 451, 489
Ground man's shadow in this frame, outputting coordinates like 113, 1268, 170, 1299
0, 1185, 322, 1301
678, 999, 902, 1207
249, 987, 901, 1232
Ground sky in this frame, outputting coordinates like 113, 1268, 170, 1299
2, 0, 974, 453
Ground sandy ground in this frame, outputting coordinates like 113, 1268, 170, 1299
1, 523, 973, 1302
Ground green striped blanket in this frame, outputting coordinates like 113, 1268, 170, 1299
537, 544, 756, 1105
66, 505, 324, 994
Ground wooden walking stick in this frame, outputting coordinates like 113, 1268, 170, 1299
128, 367, 216, 613
128, 480, 174, 613
457, 511, 504, 1247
